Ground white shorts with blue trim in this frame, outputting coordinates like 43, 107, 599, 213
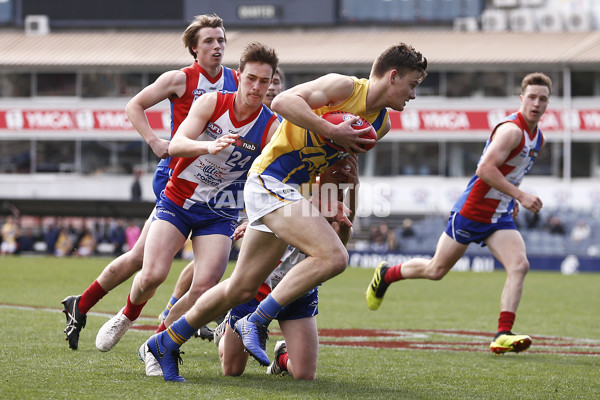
244, 173, 305, 233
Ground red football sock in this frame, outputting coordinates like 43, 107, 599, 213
384, 264, 403, 284
497, 311, 515, 333
122, 293, 146, 322
156, 321, 166, 333
279, 352, 289, 371
78, 280, 108, 315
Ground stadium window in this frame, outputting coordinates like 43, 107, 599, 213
480, 71, 508, 97
80, 140, 145, 175
571, 142, 592, 177
417, 71, 440, 96
446, 71, 481, 97
37, 73, 77, 96
445, 142, 484, 177
147, 72, 162, 87
373, 142, 395, 176
81, 72, 142, 98
120, 73, 144, 97
571, 71, 597, 97
82, 72, 119, 97
0, 140, 32, 173
35, 140, 76, 173
0, 73, 32, 97
373, 142, 441, 176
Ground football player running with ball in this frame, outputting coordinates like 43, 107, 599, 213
140, 43, 427, 382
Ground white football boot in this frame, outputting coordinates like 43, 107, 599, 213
95, 307, 135, 352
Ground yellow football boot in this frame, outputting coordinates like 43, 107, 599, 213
490, 332, 532, 354
365, 261, 390, 310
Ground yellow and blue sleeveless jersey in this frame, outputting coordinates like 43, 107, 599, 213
249, 77, 389, 186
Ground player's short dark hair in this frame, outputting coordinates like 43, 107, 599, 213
372, 43, 428, 82
521, 72, 552, 94
274, 67, 285, 84
239, 42, 279, 77
182, 14, 226, 59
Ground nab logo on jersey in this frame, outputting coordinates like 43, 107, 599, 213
528, 149, 538, 158
193, 88, 206, 99
233, 137, 258, 153
206, 122, 223, 139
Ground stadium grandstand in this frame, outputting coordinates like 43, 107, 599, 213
1, 0, 599, 272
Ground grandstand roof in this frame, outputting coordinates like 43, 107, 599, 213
2, 28, 600, 71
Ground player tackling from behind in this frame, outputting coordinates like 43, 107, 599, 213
366, 72, 552, 355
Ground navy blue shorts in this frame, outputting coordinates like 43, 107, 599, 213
228, 288, 319, 329
154, 194, 238, 239
152, 166, 172, 201
445, 211, 517, 246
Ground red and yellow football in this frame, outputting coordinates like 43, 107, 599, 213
320, 111, 377, 152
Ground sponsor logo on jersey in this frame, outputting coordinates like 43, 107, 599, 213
206, 122, 222, 139
528, 149, 538, 158
193, 163, 224, 187
193, 88, 206, 99
233, 137, 258, 153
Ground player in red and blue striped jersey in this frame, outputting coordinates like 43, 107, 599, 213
366, 72, 552, 355
95, 43, 279, 358
61, 14, 237, 351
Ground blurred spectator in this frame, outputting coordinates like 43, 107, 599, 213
109, 219, 126, 255
525, 211, 541, 229
125, 219, 142, 251
43, 221, 60, 255
93, 218, 111, 248
55, 227, 74, 257
131, 170, 142, 201
547, 216, 566, 235
401, 218, 415, 238
369, 221, 398, 252
570, 220, 591, 243
1, 216, 20, 255
17, 226, 36, 253
73, 228, 96, 257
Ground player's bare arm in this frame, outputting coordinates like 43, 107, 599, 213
264, 118, 280, 144
169, 92, 239, 157
126, 70, 187, 158
335, 155, 359, 244
271, 74, 373, 153
476, 123, 543, 213
377, 117, 392, 140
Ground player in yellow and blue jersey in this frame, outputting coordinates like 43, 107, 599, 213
141, 43, 428, 381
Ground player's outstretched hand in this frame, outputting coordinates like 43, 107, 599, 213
208, 133, 239, 155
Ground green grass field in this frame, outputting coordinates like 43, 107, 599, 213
1, 256, 599, 399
